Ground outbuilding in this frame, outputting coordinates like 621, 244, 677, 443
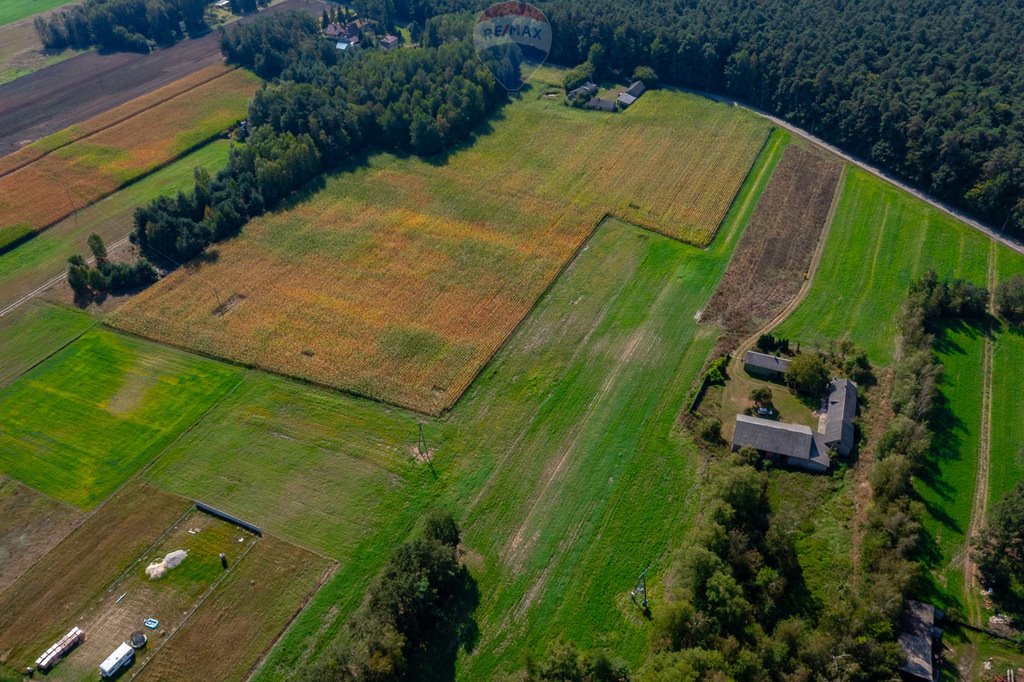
99, 642, 134, 679
731, 414, 831, 473
743, 350, 791, 379
898, 600, 943, 681
587, 96, 616, 112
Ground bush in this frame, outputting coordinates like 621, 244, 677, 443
698, 417, 722, 443
785, 353, 829, 399
996, 274, 1024, 322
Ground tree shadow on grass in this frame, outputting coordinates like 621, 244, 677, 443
407, 563, 480, 682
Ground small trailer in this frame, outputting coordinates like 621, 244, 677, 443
34, 627, 85, 672
99, 642, 134, 679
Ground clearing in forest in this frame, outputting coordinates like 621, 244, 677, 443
0, 65, 257, 250
111, 88, 770, 414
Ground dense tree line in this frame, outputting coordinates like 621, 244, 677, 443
34, 0, 209, 52
363, 0, 1024, 237
864, 271, 987, 622
298, 510, 477, 681
131, 12, 505, 264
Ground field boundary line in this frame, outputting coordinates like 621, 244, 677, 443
0, 303, 99, 388
0, 128, 235, 257
242, 560, 340, 682
963, 239, 996, 626
0, 66, 240, 180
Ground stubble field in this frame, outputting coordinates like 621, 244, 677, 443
111, 88, 771, 414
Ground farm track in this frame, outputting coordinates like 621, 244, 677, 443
963, 240, 996, 626
0, 0, 323, 156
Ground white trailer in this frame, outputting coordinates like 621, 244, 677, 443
98, 642, 134, 678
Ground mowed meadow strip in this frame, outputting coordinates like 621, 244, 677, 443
112, 89, 770, 414
0, 66, 258, 250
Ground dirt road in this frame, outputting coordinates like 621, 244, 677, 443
0, 0, 324, 156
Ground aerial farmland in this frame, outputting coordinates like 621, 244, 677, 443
0, 1, 1022, 681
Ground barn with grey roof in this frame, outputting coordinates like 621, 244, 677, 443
743, 351, 790, 378
823, 378, 857, 455
898, 600, 942, 681
731, 415, 831, 473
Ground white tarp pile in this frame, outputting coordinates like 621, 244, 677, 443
145, 549, 188, 580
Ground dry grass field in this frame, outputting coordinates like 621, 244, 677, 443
112, 88, 770, 414
702, 143, 843, 352
0, 477, 82, 594
0, 66, 257, 250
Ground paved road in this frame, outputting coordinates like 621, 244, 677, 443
0, 0, 325, 156
689, 88, 1024, 258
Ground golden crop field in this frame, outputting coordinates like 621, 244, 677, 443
111, 89, 770, 414
0, 66, 258, 250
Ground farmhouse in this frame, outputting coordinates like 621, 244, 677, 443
743, 350, 790, 379
823, 378, 857, 455
898, 600, 943, 681
568, 82, 598, 100
731, 414, 831, 473
617, 80, 647, 108
380, 34, 400, 50
587, 97, 616, 112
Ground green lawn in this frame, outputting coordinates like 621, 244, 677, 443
0, 329, 242, 508
776, 168, 991, 365
146, 131, 789, 680
0, 0, 70, 26
0, 300, 93, 388
0, 141, 232, 311
990, 245, 1024, 505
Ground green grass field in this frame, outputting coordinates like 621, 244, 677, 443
0, 300, 93, 388
0, 0, 70, 26
776, 168, 991, 364
0, 330, 242, 508
145, 132, 788, 679
990, 245, 1024, 506
0, 141, 232, 310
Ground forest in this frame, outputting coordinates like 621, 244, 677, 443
33, 0, 216, 52
129, 12, 505, 264
362, 0, 1024, 238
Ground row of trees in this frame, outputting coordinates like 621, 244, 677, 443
359, 0, 1024, 237
298, 510, 477, 681
865, 271, 988, 624
130, 12, 505, 265
34, 0, 209, 52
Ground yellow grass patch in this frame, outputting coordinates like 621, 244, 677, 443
112, 89, 770, 414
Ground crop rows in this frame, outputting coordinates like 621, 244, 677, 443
0, 66, 258, 250
111, 88, 770, 414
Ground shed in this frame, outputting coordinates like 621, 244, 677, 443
99, 642, 134, 679
587, 96, 616, 112
617, 92, 637, 108
898, 600, 942, 681
743, 350, 791, 378
731, 415, 831, 473
625, 80, 646, 97
823, 378, 857, 455
568, 82, 597, 100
